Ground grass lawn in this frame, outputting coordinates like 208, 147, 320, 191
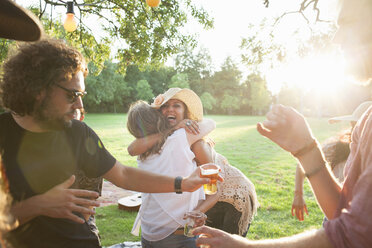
84, 113, 349, 246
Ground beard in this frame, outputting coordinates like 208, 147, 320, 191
33, 96, 73, 131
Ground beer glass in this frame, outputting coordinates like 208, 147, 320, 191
184, 211, 207, 237
200, 163, 220, 195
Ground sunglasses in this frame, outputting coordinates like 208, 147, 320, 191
56, 84, 87, 103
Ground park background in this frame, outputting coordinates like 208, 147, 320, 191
1, 0, 370, 246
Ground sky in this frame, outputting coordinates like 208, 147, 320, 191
17, 0, 342, 94
186, 0, 341, 93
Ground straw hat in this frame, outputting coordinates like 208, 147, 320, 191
328, 101, 372, 124
0, 0, 43, 41
151, 88, 203, 121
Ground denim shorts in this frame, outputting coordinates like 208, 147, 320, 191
141, 233, 197, 248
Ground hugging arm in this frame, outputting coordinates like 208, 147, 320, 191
127, 118, 216, 156
127, 133, 162, 156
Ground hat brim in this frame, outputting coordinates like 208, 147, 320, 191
0, 0, 43, 41
151, 88, 203, 121
328, 115, 354, 124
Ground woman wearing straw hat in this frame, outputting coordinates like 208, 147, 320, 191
128, 88, 258, 237
126, 100, 216, 248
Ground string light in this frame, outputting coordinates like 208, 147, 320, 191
146, 0, 161, 7
63, 1, 77, 32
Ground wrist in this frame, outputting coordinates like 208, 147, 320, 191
294, 190, 303, 195
174, 176, 183, 194
291, 139, 318, 158
298, 147, 327, 179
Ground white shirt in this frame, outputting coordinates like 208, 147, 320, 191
131, 129, 205, 241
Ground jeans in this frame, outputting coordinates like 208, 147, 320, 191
206, 201, 249, 237
141, 234, 197, 248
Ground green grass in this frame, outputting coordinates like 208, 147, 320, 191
84, 114, 349, 246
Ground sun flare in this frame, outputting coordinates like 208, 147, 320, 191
267, 52, 348, 96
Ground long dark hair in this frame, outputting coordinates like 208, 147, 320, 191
323, 129, 351, 169
127, 100, 172, 160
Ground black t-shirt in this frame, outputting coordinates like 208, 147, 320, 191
0, 112, 116, 248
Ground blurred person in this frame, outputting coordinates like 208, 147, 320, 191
128, 88, 258, 237
194, 0, 372, 247
0, 39, 209, 248
292, 101, 372, 222
0, 0, 44, 246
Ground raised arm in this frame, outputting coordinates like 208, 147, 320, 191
257, 104, 341, 218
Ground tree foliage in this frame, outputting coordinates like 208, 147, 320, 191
246, 74, 271, 115
25, 0, 213, 72
169, 73, 190, 89
136, 79, 154, 102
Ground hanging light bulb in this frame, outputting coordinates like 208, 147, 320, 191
63, 2, 78, 32
146, 0, 161, 7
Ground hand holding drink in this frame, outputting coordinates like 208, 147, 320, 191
200, 163, 220, 195
184, 211, 207, 237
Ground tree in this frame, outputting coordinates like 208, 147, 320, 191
240, 20, 284, 74
221, 93, 240, 115
276, 83, 302, 110
246, 74, 272, 115
206, 57, 242, 113
169, 73, 190, 89
174, 45, 213, 95
24, 0, 213, 72
136, 79, 154, 102
200, 92, 216, 114
84, 61, 131, 112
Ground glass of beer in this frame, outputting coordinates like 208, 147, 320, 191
200, 163, 220, 195
184, 211, 207, 237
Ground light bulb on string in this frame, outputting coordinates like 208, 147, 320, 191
63, 2, 78, 32
146, 0, 161, 7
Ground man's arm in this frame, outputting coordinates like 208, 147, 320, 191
296, 147, 341, 219
10, 175, 100, 227
257, 104, 342, 218
103, 161, 212, 193
194, 226, 333, 248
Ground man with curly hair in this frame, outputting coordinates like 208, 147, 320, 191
0, 39, 210, 248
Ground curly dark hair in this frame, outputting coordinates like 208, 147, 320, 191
0, 38, 88, 116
